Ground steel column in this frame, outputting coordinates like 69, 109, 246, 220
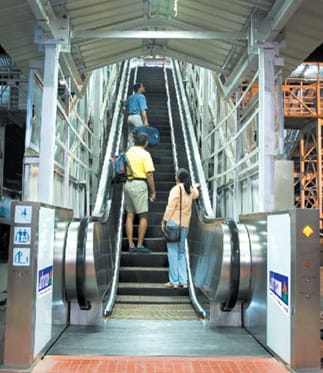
202, 69, 210, 176
258, 48, 275, 211
0, 124, 5, 192
317, 64, 323, 229
38, 43, 60, 204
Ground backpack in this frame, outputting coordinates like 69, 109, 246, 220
110, 151, 132, 183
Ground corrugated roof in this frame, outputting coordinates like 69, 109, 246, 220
1, 0, 323, 89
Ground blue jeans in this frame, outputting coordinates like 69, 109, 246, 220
166, 221, 189, 285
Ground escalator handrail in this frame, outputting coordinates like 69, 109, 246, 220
102, 191, 125, 316
164, 65, 179, 173
68, 61, 132, 310
164, 65, 207, 319
171, 59, 215, 220
92, 60, 131, 220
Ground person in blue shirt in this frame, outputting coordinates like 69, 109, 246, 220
124, 83, 149, 145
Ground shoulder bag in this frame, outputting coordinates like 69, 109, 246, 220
163, 185, 182, 242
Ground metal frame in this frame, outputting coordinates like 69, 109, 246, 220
174, 45, 285, 218
23, 57, 123, 216
283, 63, 323, 229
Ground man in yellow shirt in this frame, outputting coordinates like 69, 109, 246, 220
125, 132, 156, 253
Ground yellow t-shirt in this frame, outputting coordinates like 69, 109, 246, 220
126, 146, 155, 179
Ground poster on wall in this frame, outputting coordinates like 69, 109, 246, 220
269, 270, 289, 314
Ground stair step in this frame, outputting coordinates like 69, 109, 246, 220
121, 251, 168, 266
122, 238, 166, 252
119, 266, 168, 282
116, 295, 191, 304
118, 282, 188, 296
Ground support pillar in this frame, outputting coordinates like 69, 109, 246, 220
201, 69, 210, 176
258, 48, 275, 212
0, 123, 6, 193
38, 43, 61, 204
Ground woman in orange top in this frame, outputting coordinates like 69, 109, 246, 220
161, 168, 200, 288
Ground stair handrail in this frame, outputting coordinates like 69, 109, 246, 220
171, 59, 214, 220
164, 65, 179, 173
92, 60, 131, 220
164, 64, 207, 319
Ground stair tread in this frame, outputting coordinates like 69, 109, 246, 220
116, 295, 191, 303
121, 251, 167, 255
119, 282, 175, 289
120, 266, 168, 271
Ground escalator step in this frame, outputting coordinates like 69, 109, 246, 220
110, 303, 197, 320
121, 251, 168, 266
116, 295, 191, 304
119, 266, 168, 282
118, 282, 188, 296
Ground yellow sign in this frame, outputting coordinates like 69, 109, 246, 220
302, 225, 314, 238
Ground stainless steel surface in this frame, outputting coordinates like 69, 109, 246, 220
103, 192, 125, 316
165, 65, 206, 318
64, 221, 80, 301
274, 159, 294, 210
65, 61, 131, 320
240, 213, 268, 346
237, 223, 251, 302
290, 209, 320, 370
3, 202, 72, 369
171, 60, 214, 217
92, 60, 130, 219
240, 209, 320, 371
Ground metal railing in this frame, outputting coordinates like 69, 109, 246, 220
174, 61, 262, 218
172, 60, 214, 219
92, 60, 131, 219
164, 64, 206, 319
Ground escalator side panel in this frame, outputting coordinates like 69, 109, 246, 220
239, 213, 268, 346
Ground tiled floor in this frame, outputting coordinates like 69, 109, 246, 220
32, 356, 290, 373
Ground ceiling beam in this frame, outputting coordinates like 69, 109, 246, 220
152, 47, 227, 74
229, 0, 272, 11
223, 0, 304, 97
72, 30, 247, 41
26, 0, 70, 51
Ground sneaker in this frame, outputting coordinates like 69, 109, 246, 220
128, 247, 138, 253
137, 246, 151, 253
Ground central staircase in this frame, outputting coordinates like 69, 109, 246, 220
112, 66, 196, 320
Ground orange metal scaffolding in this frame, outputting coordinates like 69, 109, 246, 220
283, 63, 323, 230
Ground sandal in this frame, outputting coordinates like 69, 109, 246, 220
165, 282, 179, 288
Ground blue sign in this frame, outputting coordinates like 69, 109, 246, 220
14, 227, 31, 245
269, 271, 289, 306
13, 247, 30, 266
38, 266, 53, 294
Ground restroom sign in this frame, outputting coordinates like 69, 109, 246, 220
14, 227, 31, 245
13, 247, 30, 266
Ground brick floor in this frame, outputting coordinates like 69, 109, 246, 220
31, 356, 290, 373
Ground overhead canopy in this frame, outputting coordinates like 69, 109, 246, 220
2, 0, 323, 93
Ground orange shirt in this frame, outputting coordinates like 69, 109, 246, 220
163, 183, 199, 228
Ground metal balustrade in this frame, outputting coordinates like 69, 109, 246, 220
174, 61, 267, 218
23, 62, 124, 217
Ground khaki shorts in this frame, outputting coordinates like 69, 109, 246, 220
127, 114, 143, 146
124, 179, 148, 214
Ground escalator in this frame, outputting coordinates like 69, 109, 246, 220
114, 67, 196, 319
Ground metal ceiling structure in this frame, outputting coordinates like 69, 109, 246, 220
1, 0, 323, 95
